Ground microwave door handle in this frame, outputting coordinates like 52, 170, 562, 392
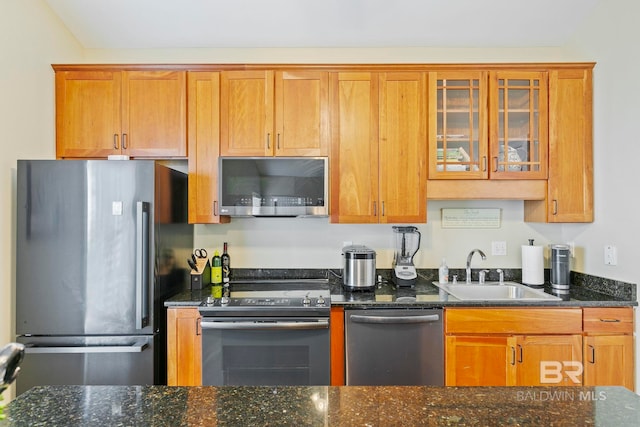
349, 314, 440, 324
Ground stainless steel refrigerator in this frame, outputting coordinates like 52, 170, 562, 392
15, 160, 193, 395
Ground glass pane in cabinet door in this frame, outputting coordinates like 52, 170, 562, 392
436, 79, 481, 173
497, 79, 541, 173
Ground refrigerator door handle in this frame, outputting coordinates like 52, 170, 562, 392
24, 341, 149, 354
135, 201, 151, 330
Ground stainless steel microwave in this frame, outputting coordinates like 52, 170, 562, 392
219, 157, 328, 217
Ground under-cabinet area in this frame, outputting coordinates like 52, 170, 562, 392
52, 62, 594, 224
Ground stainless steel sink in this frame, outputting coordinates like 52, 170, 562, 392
433, 281, 561, 301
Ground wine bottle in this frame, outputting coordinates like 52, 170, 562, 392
211, 250, 222, 285
221, 242, 231, 284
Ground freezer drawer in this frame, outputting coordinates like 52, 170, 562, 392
345, 309, 444, 386
16, 335, 155, 396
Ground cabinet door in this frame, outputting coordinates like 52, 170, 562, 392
516, 335, 582, 386
445, 335, 517, 386
378, 72, 427, 223
121, 71, 187, 158
330, 72, 379, 223
220, 70, 274, 156
55, 71, 122, 158
275, 71, 329, 156
166, 307, 202, 386
428, 71, 488, 179
489, 71, 548, 179
583, 335, 634, 390
187, 72, 230, 224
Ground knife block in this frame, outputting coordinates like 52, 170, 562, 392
190, 259, 211, 290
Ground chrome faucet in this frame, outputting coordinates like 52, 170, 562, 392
466, 249, 487, 284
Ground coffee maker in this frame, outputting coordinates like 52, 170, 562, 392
392, 226, 421, 287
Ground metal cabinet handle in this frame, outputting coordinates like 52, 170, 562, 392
25, 342, 148, 354
277, 133, 281, 150
349, 314, 440, 324
113, 134, 119, 149
588, 344, 595, 364
493, 156, 499, 172
552, 200, 558, 215
213, 201, 218, 216
196, 318, 202, 336
482, 156, 487, 172
511, 346, 516, 365
373, 201, 377, 216
517, 344, 523, 363
599, 318, 621, 323
381, 201, 385, 216
122, 133, 128, 150
267, 133, 271, 149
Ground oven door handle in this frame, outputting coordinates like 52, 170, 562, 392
349, 314, 440, 324
200, 319, 329, 330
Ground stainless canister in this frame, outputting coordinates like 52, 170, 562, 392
342, 245, 376, 289
550, 244, 571, 290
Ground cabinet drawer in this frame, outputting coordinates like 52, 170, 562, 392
583, 307, 633, 334
445, 308, 582, 334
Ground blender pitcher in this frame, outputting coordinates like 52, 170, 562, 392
392, 226, 421, 286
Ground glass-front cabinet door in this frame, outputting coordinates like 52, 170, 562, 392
428, 72, 488, 179
489, 71, 548, 179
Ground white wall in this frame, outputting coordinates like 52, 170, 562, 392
0, 1, 83, 400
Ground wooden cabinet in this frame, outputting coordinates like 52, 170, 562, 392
220, 70, 329, 157
187, 72, 230, 224
166, 307, 202, 386
525, 66, 594, 222
445, 308, 583, 387
428, 70, 547, 180
330, 71, 427, 223
582, 307, 634, 390
55, 69, 186, 158
330, 306, 345, 386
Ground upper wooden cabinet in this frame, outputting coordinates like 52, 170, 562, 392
55, 69, 187, 159
428, 70, 547, 180
220, 70, 329, 157
187, 72, 230, 224
525, 67, 594, 222
330, 72, 427, 223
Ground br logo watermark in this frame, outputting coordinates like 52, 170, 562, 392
540, 361, 583, 384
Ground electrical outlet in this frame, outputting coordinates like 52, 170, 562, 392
604, 245, 617, 266
491, 241, 507, 256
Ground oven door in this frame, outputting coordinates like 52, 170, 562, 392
200, 317, 330, 386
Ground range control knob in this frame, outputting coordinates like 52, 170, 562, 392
316, 297, 326, 306
302, 294, 311, 306
220, 296, 230, 306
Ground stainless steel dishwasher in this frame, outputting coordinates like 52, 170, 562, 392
345, 308, 444, 385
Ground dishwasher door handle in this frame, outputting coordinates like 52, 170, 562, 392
349, 314, 440, 324
201, 319, 329, 331
24, 341, 148, 354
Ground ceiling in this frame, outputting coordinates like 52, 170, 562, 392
44, 0, 600, 49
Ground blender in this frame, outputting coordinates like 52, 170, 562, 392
392, 226, 421, 287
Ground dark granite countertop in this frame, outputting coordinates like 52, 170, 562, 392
164, 268, 637, 309
3, 385, 640, 426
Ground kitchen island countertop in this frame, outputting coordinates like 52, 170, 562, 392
2, 385, 639, 426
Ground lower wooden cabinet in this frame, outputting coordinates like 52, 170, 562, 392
167, 307, 202, 386
330, 306, 346, 385
582, 307, 634, 390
